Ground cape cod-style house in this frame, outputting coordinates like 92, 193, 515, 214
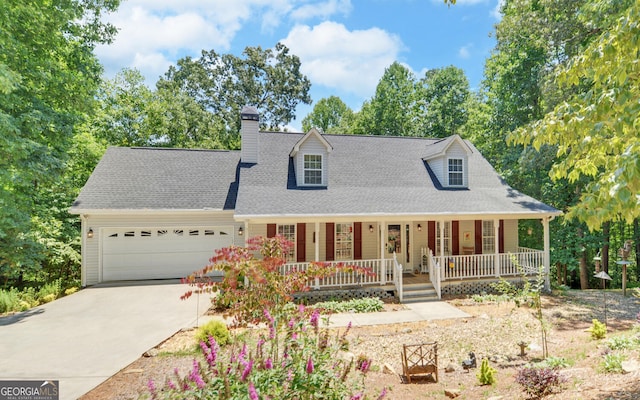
70, 106, 561, 301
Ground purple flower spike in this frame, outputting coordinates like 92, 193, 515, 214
147, 379, 156, 395
249, 382, 259, 400
241, 359, 253, 381
306, 356, 314, 374
265, 357, 273, 369
310, 309, 320, 328
377, 387, 388, 399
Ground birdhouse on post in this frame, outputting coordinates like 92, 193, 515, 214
616, 240, 633, 296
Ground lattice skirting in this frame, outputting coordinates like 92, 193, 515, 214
441, 278, 530, 295
293, 287, 396, 304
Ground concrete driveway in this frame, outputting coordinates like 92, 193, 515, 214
0, 280, 210, 400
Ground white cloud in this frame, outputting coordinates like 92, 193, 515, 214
95, 0, 356, 84
281, 21, 403, 98
491, 0, 505, 19
290, 0, 352, 20
458, 43, 473, 59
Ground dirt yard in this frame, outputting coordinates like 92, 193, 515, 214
81, 290, 640, 399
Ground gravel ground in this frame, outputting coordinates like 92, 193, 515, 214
81, 290, 640, 400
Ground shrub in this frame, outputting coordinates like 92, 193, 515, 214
599, 353, 626, 373
37, 279, 62, 303
477, 358, 496, 386
539, 356, 570, 369
313, 297, 384, 313
606, 336, 638, 351
0, 289, 20, 314
515, 366, 566, 398
64, 287, 79, 296
195, 320, 230, 347
589, 319, 607, 340
146, 306, 387, 399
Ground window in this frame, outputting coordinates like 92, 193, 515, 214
304, 154, 323, 185
278, 224, 296, 261
448, 158, 464, 186
335, 223, 353, 260
436, 221, 451, 256
482, 221, 495, 253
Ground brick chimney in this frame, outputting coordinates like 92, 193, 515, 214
240, 105, 259, 164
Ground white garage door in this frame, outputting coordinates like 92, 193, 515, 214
102, 226, 234, 281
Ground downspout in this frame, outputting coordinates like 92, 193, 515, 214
542, 215, 555, 291
80, 214, 87, 287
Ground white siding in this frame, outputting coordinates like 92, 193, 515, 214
241, 119, 259, 163
295, 136, 329, 186
503, 219, 519, 252
82, 211, 241, 285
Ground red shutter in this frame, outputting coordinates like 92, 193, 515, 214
475, 220, 483, 254
428, 221, 436, 252
354, 222, 362, 260
499, 219, 505, 253
267, 224, 276, 238
326, 223, 335, 261
452, 221, 460, 255
296, 223, 306, 262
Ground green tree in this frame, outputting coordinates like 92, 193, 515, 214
418, 66, 470, 137
351, 62, 419, 136
158, 43, 311, 143
93, 69, 229, 149
301, 96, 354, 133
0, 0, 119, 285
93, 68, 155, 147
508, 1, 640, 231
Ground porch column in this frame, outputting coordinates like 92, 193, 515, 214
439, 221, 445, 280
494, 219, 500, 277
379, 222, 386, 284
542, 217, 552, 291
314, 222, 320, 289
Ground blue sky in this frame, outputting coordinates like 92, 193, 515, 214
95, 0, 503, 130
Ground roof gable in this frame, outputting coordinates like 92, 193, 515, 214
289, 128, 333, 157
422, 135, 472, 161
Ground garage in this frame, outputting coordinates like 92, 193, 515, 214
101, 226, 234, 281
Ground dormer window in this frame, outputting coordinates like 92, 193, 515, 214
448, 158, 464, 186
304, 154, 323, 185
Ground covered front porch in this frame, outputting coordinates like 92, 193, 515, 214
244, 216, 554, 302
281, 246, 545, 301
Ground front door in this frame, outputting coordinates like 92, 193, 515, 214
387, 224, 413, 272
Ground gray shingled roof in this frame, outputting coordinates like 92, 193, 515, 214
70, 147, 240, 211
234, 132, 560, 218
70, 134, 560, 218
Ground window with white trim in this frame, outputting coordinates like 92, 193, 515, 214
303, 154, 323, 185
448, 158, 464, 186
335, 223, 353, 260
278, 224, 296, 261
436, 221, 451, 256
482, 220, 495, 253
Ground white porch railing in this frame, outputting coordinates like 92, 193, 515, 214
434, 249, 544, 281
281, 258, 397, 290
425, 249, 441, 299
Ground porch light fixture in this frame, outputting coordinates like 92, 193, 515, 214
369, 225, 374, 233
238, 226, 244, 236
417, 224, 422, 232
87, 228, 94, 239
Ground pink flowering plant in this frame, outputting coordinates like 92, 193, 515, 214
145, 303, 387, 399
181, 235, 375, 327
149, 236, 386, 398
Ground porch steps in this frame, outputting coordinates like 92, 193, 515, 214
402, 282, 439, 303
